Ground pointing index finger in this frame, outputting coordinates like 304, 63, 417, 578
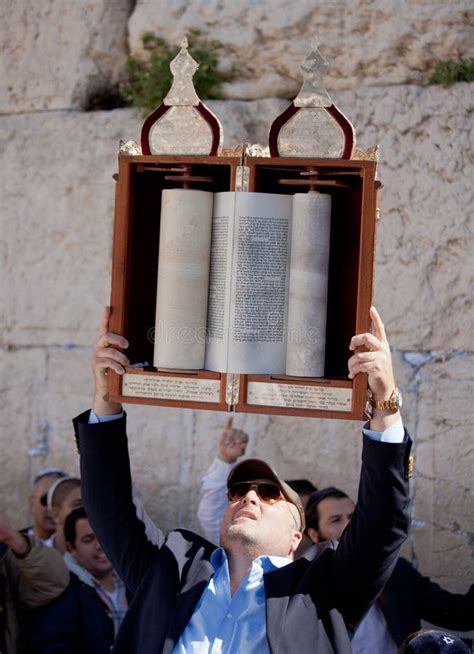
225, 416, 233, 431
370, 306, 387, 343
99, 306, 111, 337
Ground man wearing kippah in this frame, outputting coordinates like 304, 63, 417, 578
23, 468, 68, 547
74, 306, 412, 654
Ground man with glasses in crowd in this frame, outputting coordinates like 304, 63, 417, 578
74, 306, 411, 654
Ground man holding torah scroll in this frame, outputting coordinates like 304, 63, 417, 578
74, 306, 411, 654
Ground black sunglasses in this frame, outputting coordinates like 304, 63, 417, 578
39, 493, 48, 507
227, 481, 284, 504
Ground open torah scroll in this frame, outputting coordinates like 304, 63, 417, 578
153, 190, 331, 376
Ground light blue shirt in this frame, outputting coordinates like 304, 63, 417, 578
172, 548, 291, 654
351, 602, 397, 654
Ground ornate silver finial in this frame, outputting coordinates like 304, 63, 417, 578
164, 36, 200, 106
294, 40, 332, 108
140, 37, 223, 155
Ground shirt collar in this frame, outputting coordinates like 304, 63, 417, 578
63, 552, 123, 591
211, 547, 292, 573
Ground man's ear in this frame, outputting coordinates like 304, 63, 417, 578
65, 541, 74, 553
306, 527, 321, 544
289, 530, 303, 556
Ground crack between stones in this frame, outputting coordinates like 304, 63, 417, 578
414, 471, 472, 493
400, 345, 474, 567
2, 343, 91, 352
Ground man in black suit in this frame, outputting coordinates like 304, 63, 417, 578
304, 487, 474, 652
75, 306, 412, 653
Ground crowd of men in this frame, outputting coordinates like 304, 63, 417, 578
1, 307, 472, 653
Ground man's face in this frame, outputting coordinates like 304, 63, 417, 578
219, 484, 301, 559
69, 518, 112, 579
54, 487, 83, 527
28, 475, 58, 538
309, 497, 355, 543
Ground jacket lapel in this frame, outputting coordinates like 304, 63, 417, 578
264, 567, 291, 654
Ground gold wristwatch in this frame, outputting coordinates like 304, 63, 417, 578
365, 387, 402, 418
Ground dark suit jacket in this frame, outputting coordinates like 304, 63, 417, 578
74, 411, 412, 654
382, 557, 474, 645
30, 572, 114, 654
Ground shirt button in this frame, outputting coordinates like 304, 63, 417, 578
226, 613, 232, 619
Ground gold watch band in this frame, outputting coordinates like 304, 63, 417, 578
367, 387, 402, 413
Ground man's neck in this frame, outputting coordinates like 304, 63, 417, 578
33, 525, 54, 541
95, 570, 115, 592
227, 551, 253, 595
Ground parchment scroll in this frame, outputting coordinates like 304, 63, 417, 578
286, 192, 331, 376
153, 189, 213, 369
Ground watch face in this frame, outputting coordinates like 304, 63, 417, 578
364, 398, 373, 419
396, 389, 403, 409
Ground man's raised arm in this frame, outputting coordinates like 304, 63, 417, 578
330, 307, 411, 631
74, 307, 162, 593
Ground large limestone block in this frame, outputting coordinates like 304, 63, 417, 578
414, 354, 473, 516
0, 347, 49, 528
341, 83, 473, 351
0, 345, 92, 530
208, 98, 286, 147
129, 0, 474, 99
104, 402, 196, 532
0, 109, 140, 347
412, 524, 474, 592
406, 354, 474, 590
0, 0, 133, 113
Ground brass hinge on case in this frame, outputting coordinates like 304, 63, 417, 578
235, 165, 249, 192
225, 374, 240, 408
234, 142, 250, 192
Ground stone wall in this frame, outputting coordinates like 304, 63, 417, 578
1, 0, 472, 606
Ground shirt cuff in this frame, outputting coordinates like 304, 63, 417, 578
89, 409, 124, 424
363, 417, 404, 443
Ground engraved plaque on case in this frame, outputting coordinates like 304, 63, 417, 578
246, 382, 352, 411
122, 374, 221, 403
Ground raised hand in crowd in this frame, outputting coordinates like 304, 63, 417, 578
218, 417, 249, 464
0, 513, 30, 557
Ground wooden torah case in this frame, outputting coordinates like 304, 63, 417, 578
107, 153, 378, 420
